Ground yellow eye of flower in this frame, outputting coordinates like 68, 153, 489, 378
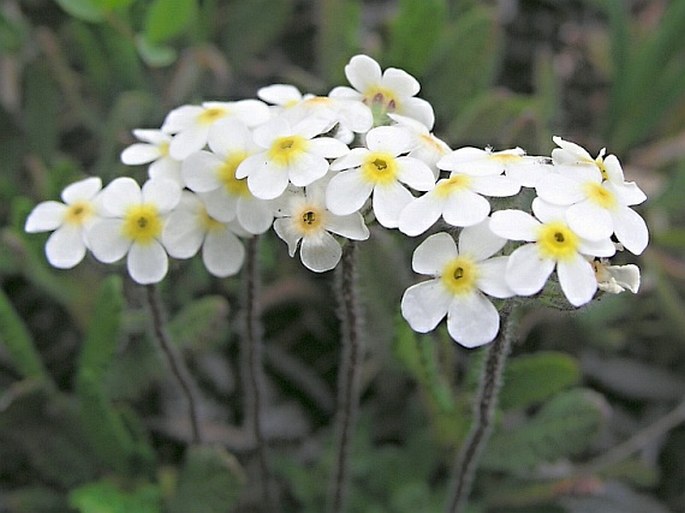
295, 205, 325, 234
537, 221, 579, 261
199, 207, 223, 232
268, 135, 309, 166
361, 152, 398, 185
64, 200, 94, 226
363, 87, 398, 112
218, 152, 250, 196
122, 204, 162, 244
441, 256, 478, 296
584, 181, 616, 209
434, 174, 472, 197
198, 107, 228, 125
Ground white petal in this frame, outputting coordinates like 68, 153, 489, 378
531, 197, 569, 223
372, 181, 413, 228
127, 241, 168, 284
169, 125, 210, 160
471, 175, 520, 197
142, 179, 181, 213
535, 173, 585, 205
45, 226, 87, 268
247, 160, 290, 200
458, 220, 506, 261
381, 67, 420, 97
401, 279, 451, 333
229, 99, 271, 127
253, 117, 290, 147
329, 147, 369, 171
203, 229, 245, 277
395, 157, 436, 191
308, 137, 349, 159
438, 147, 488, 169
577, 237, 616, 258
477, 257, 514, 298
557, 254, 597, 306
612, 206, 649, 255
62, 177, 102, 203
566, 201, 613, 241
273, 218, 302, 256
505, 243, 555, 296
365, 125, 413, 155
328, 86, 363, 101
25, 201, 67, 232
300, 232, 342, 272
606, 180, 647, 206
87, 219, 130, 263
602, 154, 625, 183
121, 143, 161, 165
552, 136, 594, 164
446, 293, 500, 348
326, 169, 373, 215
101, 177, 142, 216
412, 232, 457, 275
345, 54, 382, 93
400, 97, 435, 130
288, 153, 330, 187
237, 197, 273, 234
182, 151, 223, 192
235, 152, 265, 179
398, 193, 444, 237
161, 105, 203, 134
257, 84, 303, 105
489, 209, 540, 241
162, 207, 204, 259
131, 129, 169, 145
199, 189, 237, 222
324, 212, 369, 240
149, 158, 183, 185
207, 118, 252, 157
442, 190, 490, 227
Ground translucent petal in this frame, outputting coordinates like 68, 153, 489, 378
401, 279, 451, 333
412, 232, 457, 276
127, 241, 168, 284
25, 201, 67, 232
505, 243, 555, 296
447, 292, 500, 348
557, 254, 597, 306
372, 181, 413, 228
612, 206, 649, 255
300, 231, 342, 272
326, 169, 373, 215
273, 218, 302, 256
324, 212, 369, 240
237, 197, 273, 234
45, 226, 86, 268
203, 229, 245, 277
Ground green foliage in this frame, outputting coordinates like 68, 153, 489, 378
144, 0, 197, 45
2, 486, 68, 513
168, 295, 230, 350
166, 446, 245, 513
318, 0, 361, 83
55, 0, 108, 23
69, 480, 161, 513
481, 388, 607, 475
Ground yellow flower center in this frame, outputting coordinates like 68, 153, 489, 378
64, 200, 95, 226
198, 107, 229, 125
584, 181, 616, 209
434, 174, 472, 198
294, 204, 325, 235
199, 207, 223, 232
361, 152, 398, 185
441, 256, 478, 296
537, 221, 579, 261
158, 141, 170, 157
268, 135, 309, 167
218, 152, 251, 196
122, 204, 162, 244
363, 86, 399, 112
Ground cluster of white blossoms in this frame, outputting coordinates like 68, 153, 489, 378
25, 54, 648, 348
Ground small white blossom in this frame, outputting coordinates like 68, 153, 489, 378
273, 175, 369, 272
401, 222, 513, 348
120, 129, 183, 185
329, 54, 435, 128
87, 177, 181, 284
593, 260, 641, 294
489, 198, 616, 306
326, 125, 435, 228
388, 113, 451, 179
25, 177, 103, 269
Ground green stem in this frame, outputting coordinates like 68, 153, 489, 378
446, 306, 518, 513
327, 241, 364, 513
145, 284, 202, 444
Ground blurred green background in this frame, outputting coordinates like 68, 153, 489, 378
1, 0, 685, 512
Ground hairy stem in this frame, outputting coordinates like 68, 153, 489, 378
241, 236, 277, 512
327, 241, 364, 513
145, 284, 202, 444
446, 306, 518, 513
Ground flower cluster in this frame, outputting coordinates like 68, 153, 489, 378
25, 54, 648, 347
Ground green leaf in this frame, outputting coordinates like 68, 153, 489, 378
0, 286, 50, 383
500, 351, 581, 410
386, 0, 447, 75
317, 0, 361, 82
167, 446, 245, 513
135, 34, 177, 67
1, 486, 68, 513
24, 62, 60, 162
144, 0, 197, 44
70, 480, 161, 513
481, 388, 607, 475
168, 295, 230, 350
55, 0, 107, 22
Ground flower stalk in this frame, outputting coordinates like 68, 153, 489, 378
327, 241, 364, 513
445, 305, 519, 513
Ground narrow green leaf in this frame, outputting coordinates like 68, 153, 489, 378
70, 480, 161, 513
136, 34, 177, 67
168, 446, 245, 513
500, 351, 581, 410
168, 295, 230, 350
0, 286, 49, 382
55, 0, 107, 23
144, 0, 197, 44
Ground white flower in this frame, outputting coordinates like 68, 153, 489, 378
162, 191, 246, 277
329, 54, 435, 128
489, 198, 616, 306
273, 175, 369, 272
25, 177, 103, 269
535, 161, 649, 255
162, 100, 271, 160
87, 177, 181, 284
398, 147, 520, 236
593, 260, 640, 294
326, 125, 435, 228
388, 113, 451, 179
120, 129, 183, 185
235, 116, 349, 200
181, 118, 274, 234
401, 222, 514, 348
